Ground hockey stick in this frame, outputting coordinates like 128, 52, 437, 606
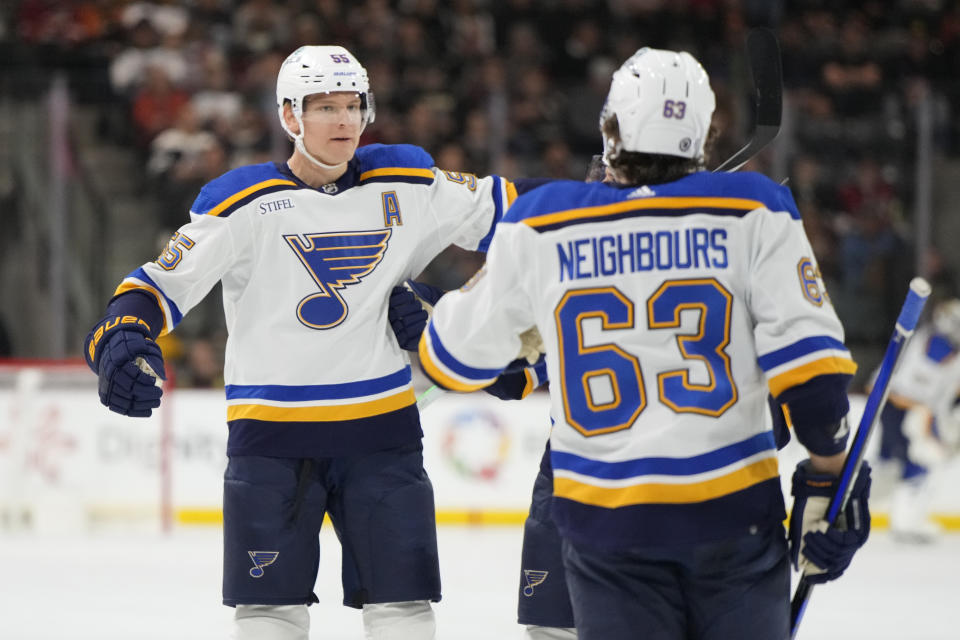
417, 383, 445, 411
789, 277, 932, 638
714, 27, 783, 172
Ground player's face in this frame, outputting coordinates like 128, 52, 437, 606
300, 92, 364, 165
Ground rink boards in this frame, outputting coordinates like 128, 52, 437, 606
1, 386, 959, 531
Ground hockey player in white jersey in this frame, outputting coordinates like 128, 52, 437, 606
877, 298, 960, 540
416, 48, 872, 639
83, 45, 519, 640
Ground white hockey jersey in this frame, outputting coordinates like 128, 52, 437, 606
113, 143, 514, 456
420, 171, 856, 549
886, 325, 960, 419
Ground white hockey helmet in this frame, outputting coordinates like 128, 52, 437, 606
600, 48, 715, 163
934, 298, 960, 345
276, 45, 375, 169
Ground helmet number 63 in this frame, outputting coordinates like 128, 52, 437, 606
663, 100, 686, 119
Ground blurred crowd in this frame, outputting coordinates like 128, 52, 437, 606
4, 0, 960, 386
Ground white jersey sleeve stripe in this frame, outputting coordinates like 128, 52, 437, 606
418, 322, 501, 391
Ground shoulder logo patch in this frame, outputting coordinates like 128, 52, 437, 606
285, 229, 392, 329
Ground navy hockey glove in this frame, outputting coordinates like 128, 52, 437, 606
84, 316, 165, 417
388, 285, 429, 351
388, 281, 446, 351
789, 459, 871, 584
483, 360, 531, 400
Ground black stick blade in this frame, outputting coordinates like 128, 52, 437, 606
714, 27, 783, 172
748, 27, 783, 128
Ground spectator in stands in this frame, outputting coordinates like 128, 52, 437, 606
819, 12, 885, 119
109, 18, 163, 97
189, 54, 243, 132
232, 0, 290, 56
120, 0, 189, 41
131, 63, 190, 148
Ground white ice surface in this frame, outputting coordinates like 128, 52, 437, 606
3, 526, 956, 639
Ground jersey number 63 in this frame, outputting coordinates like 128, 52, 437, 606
554, 277, 737, 437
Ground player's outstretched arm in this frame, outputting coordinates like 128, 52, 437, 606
83, 291, 166, 417
387, 280, 546, 400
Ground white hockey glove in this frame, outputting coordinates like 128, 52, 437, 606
516, 326, 545, 365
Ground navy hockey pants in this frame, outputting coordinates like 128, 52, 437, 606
562, 525, 790, 640
518, 445, 576, 628
221, 442, 441, 608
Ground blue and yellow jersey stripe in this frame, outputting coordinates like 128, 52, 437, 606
502, 171, 802, 234
758, 336, 857, 397
520, 358, 548, 398
419, 323, 502, 392
550, 431, 778, 508
358, 166, 436, 185
189, 163, 302, 218
523, 195, 767, 233
224, 366, 416, 422
477, 176, 515, 252
205, 178, 298, 217
227, 389, 415, 422
554, 458, 779, 507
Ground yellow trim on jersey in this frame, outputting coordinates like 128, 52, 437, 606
206, 179, 298, 217
524, 196, 766, 229
505, 180, 518, 206
113, 281, 171, 336
767, 356, 858, 397
521, 368, 535, 399
226, 388, 416, 422
359, 167, 436, 182
418, 333, 492, 392
781, 402, 794, 430
553, 457, 779, 508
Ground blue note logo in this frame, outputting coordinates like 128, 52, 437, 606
248, 551, 279, 578
522, 569, 549, 596
285, 229, 392, 329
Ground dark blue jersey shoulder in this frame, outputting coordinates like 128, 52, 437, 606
504, 171, 802, 233
191, 163, 301, 218
356, 144, 436, 186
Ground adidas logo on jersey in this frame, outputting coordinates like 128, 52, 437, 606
627, 185, 656, 198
